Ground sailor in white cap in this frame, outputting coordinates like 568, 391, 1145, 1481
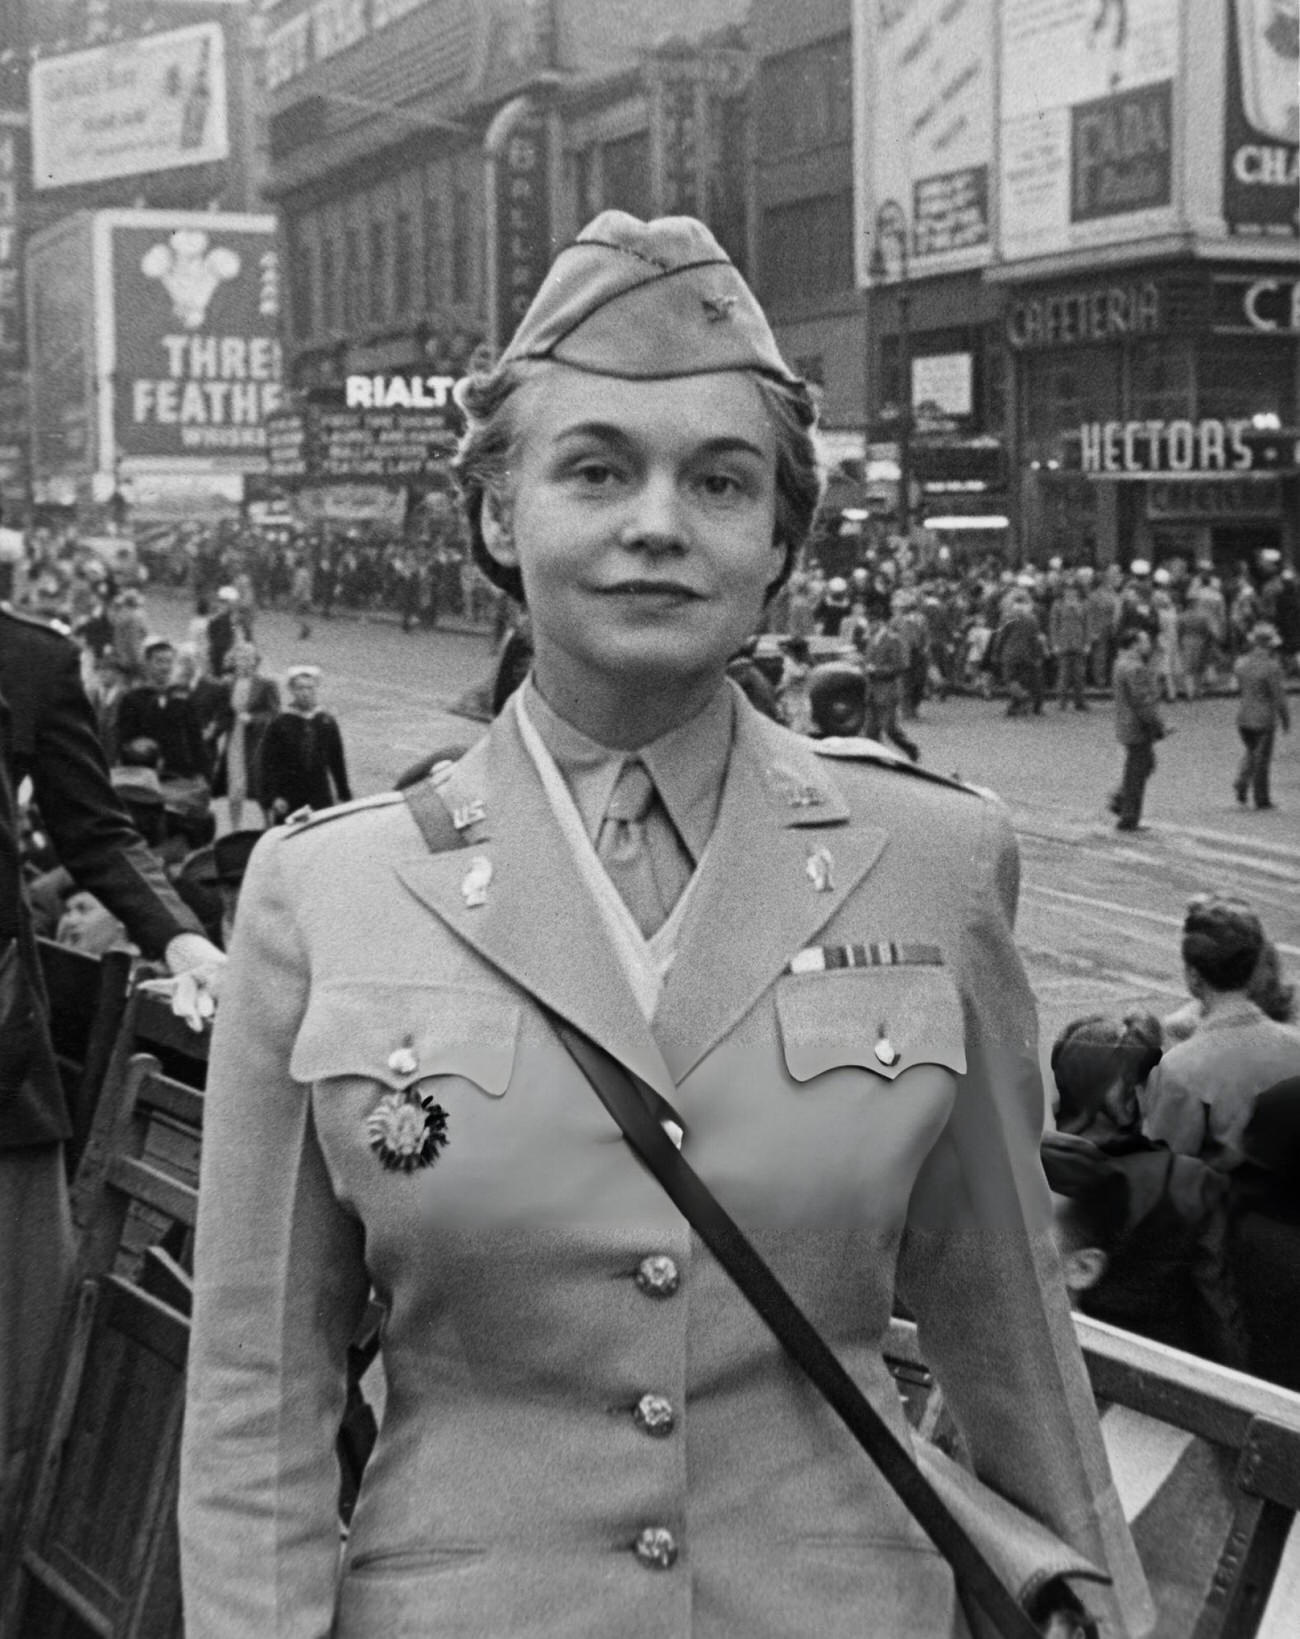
182, 213, 1147, 1639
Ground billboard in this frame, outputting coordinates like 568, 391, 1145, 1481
999, 0, 1181, 261
853, 0, 995, 282
31, 22, 229, 191
99, 213, 282, 469
1223, 0, 1299, 237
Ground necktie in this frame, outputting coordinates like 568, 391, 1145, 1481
596, 761, 693, 938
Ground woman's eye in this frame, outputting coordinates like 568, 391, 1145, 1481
571, 461, 619, 487
698, 472, 745, 498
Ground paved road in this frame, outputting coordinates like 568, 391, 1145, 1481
151, 590, 1300, 1073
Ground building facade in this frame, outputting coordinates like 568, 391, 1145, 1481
264, 0, 751, 412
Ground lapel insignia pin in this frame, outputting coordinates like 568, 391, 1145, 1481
387, 1038, 418, 1078
766, 765, 824, 807
460, 855, 493, 908
452, 798, 486, 830
805, 844, 835, 893
874, 1029, 899, 1068
367, 1090, 449, 1173
701, 293, 737, 321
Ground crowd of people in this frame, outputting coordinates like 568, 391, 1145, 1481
1044, 892, 1300, 1394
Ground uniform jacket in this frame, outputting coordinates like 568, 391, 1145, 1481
1234, 651, 1290, 733
117, 682, 208, 780
1113, 656, 1164, 746
0, 607, 201, 1148
258, 707, 351, 815
1048, 597, 1088, 655
181, 694, 1148, 1639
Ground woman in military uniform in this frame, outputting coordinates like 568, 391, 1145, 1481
181, 215, 1149, 1639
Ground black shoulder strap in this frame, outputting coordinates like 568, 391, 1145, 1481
403, 777, 466, 855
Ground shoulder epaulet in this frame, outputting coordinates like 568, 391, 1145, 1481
281, 789, 406, 837
811, 736, 985, 798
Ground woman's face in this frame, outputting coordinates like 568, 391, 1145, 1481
482, 366, 782, 694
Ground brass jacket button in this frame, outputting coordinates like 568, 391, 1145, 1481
633, 1392, 675, 1437
633, 1526, 678, 1569
634, 1254, 680, 1297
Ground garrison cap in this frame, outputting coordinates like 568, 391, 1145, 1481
499, 210, 802, 385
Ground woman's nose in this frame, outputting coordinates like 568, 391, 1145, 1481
619, 475, 687, 553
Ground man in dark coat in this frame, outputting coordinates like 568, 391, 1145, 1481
0, 605, 224, 1510
995, 593, 1044, 716
1111, 627, 1164, 832
259, 664, 352, 820
117, 637, 209, 782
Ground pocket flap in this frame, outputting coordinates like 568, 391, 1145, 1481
776, 967, 967, 1083
290, 984, 520, 1097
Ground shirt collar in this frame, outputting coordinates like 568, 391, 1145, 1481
520, 674, 734, 863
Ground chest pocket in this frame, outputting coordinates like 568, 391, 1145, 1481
776, 967, 967, 1084
290, 982, 521, 1098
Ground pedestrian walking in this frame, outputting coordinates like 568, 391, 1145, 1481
213, 642, 280, 831
259, 662, 351, 820
1234, 622, 1290, 811
995, 593, 1044, 716
290, 558, 313, 640
116, 637, 209, 784
1110, 627, 1165, 832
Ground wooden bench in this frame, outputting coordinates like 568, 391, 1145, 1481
34, 939, 132, 1173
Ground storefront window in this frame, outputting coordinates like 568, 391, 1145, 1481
1197, 337, 1296, 423
1020, 345, 1122, 464
321, 238, 338, 335
394, 209, 413, 318
1129, 337, 1193, 421
369, 218, 389, 326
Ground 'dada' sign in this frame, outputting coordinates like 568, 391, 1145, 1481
109, 212, 282, 464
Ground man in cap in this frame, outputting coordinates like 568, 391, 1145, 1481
1233, 622, 1290, 810
206, 585, 244, 678
258, 663, 352, 821
116, 636, 209, 783
1111, 627, 1164, 832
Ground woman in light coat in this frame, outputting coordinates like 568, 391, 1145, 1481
180, 215, 1149, 1639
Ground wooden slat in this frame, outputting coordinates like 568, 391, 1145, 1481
138, 1076, 203, 1132
15, 1551, 115, 1638
105, 1156, 198, 1233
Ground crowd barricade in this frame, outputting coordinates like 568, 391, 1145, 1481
887, 1315, 1300, 1639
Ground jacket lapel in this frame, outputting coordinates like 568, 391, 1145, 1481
653, 708, 889, 1084
393, 704, 678, 1101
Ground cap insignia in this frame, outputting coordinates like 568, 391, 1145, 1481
701, 293, 737, 322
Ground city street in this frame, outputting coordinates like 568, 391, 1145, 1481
149, 587, 1300, 1070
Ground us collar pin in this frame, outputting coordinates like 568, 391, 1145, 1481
461, 856, 493, 909
805, 844, 835, 893
766, 765, 824, 808
452, 797, 486, 831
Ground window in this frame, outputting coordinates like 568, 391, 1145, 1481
759, 192, 854, 307
757, 35, 852, 161
450, 185, 470, 304
321, 237, 338, 333
1129, 338, 1193, 421
369, 217, 389, 325
289, 228, 315, 340
394, 208, 413, 317
344, 226, 363, 331
423, 193, 443, 308
601, 131, 650, 219
1197, 337, 1294, 423
1020, 346, 1122, 464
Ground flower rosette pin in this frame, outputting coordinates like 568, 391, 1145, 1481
367, 1090, 450, 1173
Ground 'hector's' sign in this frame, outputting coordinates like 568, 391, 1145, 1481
1080, 418, 1257, 475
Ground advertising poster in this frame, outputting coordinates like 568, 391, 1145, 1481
104, 214, 282, 468
32, 21, 229, 191
854, 0, 995, 281
1223, 0, 1299, 237
1000, 0, 1180, 260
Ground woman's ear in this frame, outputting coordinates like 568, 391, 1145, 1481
480, 489, 518, 570
1061, 1246, 1108, 1295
